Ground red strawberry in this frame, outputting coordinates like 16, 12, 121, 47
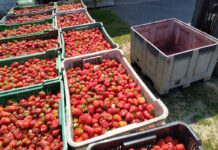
81, 133, 89, 140
125, 113, 134, 123
135, 111, 144, 120
104, 113, 112, 121
147, 104, 155, 115
74, 128, 83, 136
113, 114, 121, 122
83, 125, 94, 137
79, 113, 92, 125
120, 109, 128, 118
100, 119, 109, 129
72, 108, 82, 117
87, 105, 95, 115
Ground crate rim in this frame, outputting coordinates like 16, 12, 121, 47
7, 2, 56, 15
1, 10, 55, 25
131, 18, 218, 58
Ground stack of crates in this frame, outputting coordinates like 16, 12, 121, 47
0, 1, 66, 149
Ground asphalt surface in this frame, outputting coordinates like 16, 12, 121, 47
109, 0, 196, 25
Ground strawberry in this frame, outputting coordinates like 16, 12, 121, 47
83, 125, 94, 137
87, 105, 95, 115
81, 133, 89, 141
147, 104, 155, 115
113, 114, 121, 122
138, 97, 146, 104
100, 119, 109, 129
125, 113, 134, 123
135, 111, 144, 120
119, 121, 127, 127
79, 113, 92, 125
72, 108, 82, 117
74, 128, 83, 136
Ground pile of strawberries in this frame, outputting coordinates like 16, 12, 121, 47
0, 91, 63, 149
128, 136, 186, 150
0, 58, 57, 92
6, 14, 52, 24
0, 23, 52, 38
14, 6, 53, 14
57, 12, 91, 28
58, 3, 83, 11
63, 28, 112, 57
0, 39, 58, 59
67, 59, 156, 142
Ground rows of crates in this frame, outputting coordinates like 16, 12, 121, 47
0, 0, 210, 150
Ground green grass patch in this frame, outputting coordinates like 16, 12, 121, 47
89, 9, 131, 62
89, 9, 130, 39
198, 118, 211, 126
203, 140, 218, 150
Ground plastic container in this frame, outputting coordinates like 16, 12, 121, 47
55, 8, 95, 29
87, 121, 204, 150
0, 18, 56, 40
0, 10, 54, 25
83, 0, 115, 8
0, 80, 68, 150
131, 18, 218, 95
0, 29, 61, 61
191, 0, 218, 38
0, 49, 61, 96
60, 22, 119, 59
62, 49, 168, 150
56, 0, 87, 12
18, 0, 36, 7
8, 2, 55, 15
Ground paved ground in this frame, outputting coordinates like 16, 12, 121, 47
109, 0, 196, 25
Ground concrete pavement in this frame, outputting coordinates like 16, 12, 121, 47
109, 0, 196, 25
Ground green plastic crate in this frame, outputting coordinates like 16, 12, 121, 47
0, 29, 61, 61
0, 10, 54, 25
56, 0, 87, 12
60, 22, 119, 59
0, 80, 68, 150
8, 2, 55, 15
0, 18, 56, 40
0, 49, 61, 96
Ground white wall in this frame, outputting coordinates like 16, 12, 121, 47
0, 0, 17, 14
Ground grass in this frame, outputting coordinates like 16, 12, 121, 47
89, 8, 218, 150
89, 9, 130, 37
89, 9, 131, 61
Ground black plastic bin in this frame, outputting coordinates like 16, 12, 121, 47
191, 0, 218, 38
87, 121, 204, 150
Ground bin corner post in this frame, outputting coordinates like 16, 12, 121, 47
183, 50, 199, 88
205, 45, 218, 81
156, 55, 173, 95
130, 29, 136, 64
